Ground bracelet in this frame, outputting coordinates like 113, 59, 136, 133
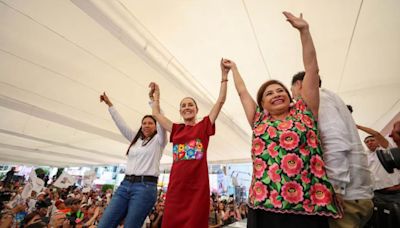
221, 79, 228, 83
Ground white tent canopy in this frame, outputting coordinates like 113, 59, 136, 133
0, 0, 399, 167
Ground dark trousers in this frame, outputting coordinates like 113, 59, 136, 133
247, 208, 329, 228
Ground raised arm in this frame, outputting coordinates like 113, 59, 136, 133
208, 58, 229, 124
222, 59, 257, 127
100, 92, 136, 141
284, 12, 320, 117
149, 82, 173, 132
356, 124, 389, 148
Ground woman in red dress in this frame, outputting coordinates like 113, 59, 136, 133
149, 59, 230, 227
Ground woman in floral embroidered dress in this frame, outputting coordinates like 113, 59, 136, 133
222, 12, 342, 228
148, 59, 230, 228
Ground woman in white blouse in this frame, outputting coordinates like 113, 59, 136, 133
98, 92, 167, 228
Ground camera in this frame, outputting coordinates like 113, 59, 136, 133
376, 147, 400, 173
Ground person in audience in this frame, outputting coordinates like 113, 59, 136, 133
238, 202, 248, 220
222, 201, 241, 225
65, 198, 83, 227
0, 210, 14, 228
208, 199, 223, 228
149, 58, 229, 228
390, 121, 400, 148
35, 200, 50, 225
21, 211, 43, 228
98, 92, 167, 228
358, 125, 400, 203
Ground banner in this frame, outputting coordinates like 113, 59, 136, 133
83, 170, 96, 187
53, 172, 75, 189
21, 182, 33, 199
29, 171, 44, 193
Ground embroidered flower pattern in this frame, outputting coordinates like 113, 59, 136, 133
252, 138, 266, 156
172, 139, 204, 162
281, 181, 304, 204
310, 155, 326, 178
281, 154, 303, 177
267, 142, 279, 158
310, 183, 332, 206
254, 158, 267, 179
268, 163, 281, 183
251, 181, 268, 202
279, 131, 300, 150
249, 99, 340, 218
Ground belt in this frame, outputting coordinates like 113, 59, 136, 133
124, 175, 158, 183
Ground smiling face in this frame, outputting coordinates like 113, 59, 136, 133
261, 83, 291, 115
179, 97, 198, 122
141, 116, 156, 138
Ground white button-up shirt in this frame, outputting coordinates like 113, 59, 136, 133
318, 88, 373, 200
109, 106, 167, 176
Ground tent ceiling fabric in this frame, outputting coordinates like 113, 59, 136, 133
0, 0, 399, 167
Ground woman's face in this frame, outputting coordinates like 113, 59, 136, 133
261, 83, 290, 115
141, 117, 156, 138
179, 98, 198, 121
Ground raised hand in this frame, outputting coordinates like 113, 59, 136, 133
220, 58, 230, 75
221, 58, 237, 70
148, 82, 160, 101
100, 92, 113, 107
283, 11, 309, 31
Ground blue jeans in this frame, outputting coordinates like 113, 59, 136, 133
98, 179, 157, 228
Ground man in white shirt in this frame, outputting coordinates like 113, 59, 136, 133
291, 72, 373, 228
357, 125, 400, 203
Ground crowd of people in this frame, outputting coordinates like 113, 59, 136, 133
1, 10, 400, 228
0, 181, 110, 228
0, 179, 250, 228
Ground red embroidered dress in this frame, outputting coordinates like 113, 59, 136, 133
162, 116, 215, 228
249, 99, 342, 218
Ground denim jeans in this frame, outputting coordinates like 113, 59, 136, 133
98, 179, 157, 228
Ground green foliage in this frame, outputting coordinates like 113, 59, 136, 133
101, 184, 114, 193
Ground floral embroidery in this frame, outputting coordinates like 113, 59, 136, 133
307, 131, 318, 148
267, 126, 277, 138
249, 99, 341, 218
281, 181, 304, 204
310, 183, 332, 206
254, 123, 268, 136
310, 155, 325, 178
252, 181, 268, 202
267, 163, 281, 183
172, 139, 204, 162
269, 190, 282, 208
279, 131, 300, 150
301, 170, 311, 184
252, 138, 265, 156
277, 120, 293, 131
254, 158, 267, 179
281, 154, 303, 177
267, 142, 279, 158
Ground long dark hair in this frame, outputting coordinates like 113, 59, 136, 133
126, 115, 157, 155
